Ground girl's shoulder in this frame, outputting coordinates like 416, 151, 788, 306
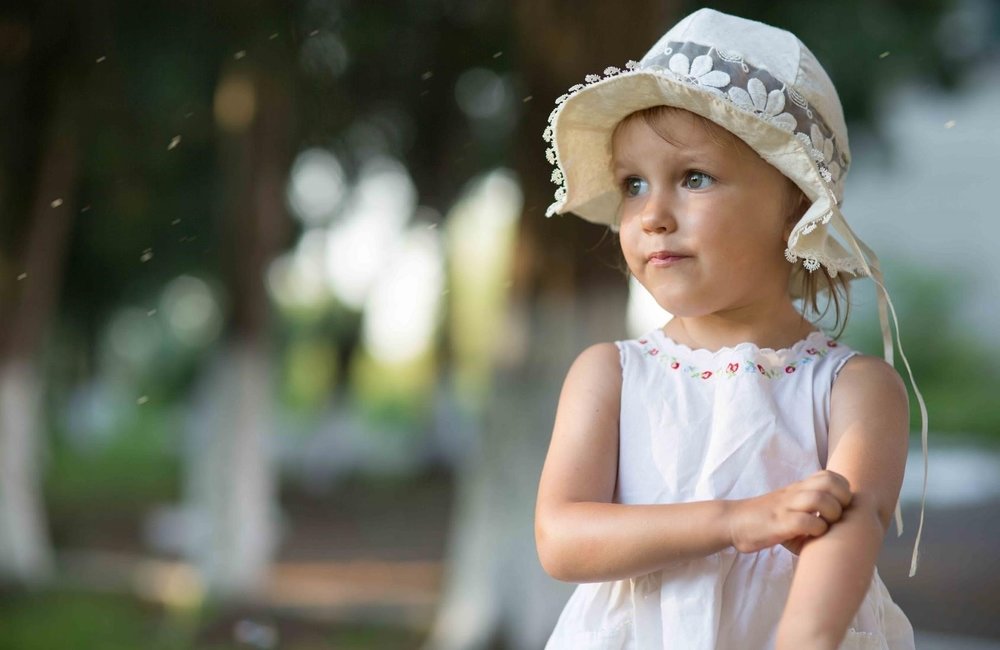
560, 342, 624, 401
568, 342, 623, 379
832, 353, 907, 397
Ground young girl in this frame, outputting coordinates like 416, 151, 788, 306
535, 9, 925, 650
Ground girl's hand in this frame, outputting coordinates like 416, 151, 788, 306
727, 470, 852, 554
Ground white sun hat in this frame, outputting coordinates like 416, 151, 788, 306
543, 7, 928, 576
543, 8, 864, 289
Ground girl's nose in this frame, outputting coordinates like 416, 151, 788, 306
640, 192, 677, 233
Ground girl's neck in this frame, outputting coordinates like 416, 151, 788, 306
663, 305, 816, 353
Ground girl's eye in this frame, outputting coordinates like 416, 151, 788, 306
623, 176, 648, 197
684, 171, 714, 190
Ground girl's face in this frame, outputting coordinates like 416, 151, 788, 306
612, 109, 799, 320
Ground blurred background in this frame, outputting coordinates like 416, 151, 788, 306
0, 0, 998, 648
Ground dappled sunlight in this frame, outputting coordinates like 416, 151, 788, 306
362, 227, 444, 366
324, 156, 416, 309
446, 169, 521, 401
455, 67, 510, 120
266, 229, 332, 313
106, 307, 163, 368
287, 148, 347, 227
160, 275, 222, 349
213, 73, 256, 133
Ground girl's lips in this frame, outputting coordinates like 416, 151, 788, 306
648, 251, 690, 267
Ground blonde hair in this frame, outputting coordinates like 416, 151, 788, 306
610, 105, 852, 334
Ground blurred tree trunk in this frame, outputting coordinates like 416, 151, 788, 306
184, 54, 292, 596
0, 78, 79, 585
425, 2, 678, 648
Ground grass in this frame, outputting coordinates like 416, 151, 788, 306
44, 404, 181, 514
0, 590, 186, 650
0, 589, 425, 650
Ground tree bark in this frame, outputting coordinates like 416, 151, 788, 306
183, 63, 292, 597
0, 78, 79, 585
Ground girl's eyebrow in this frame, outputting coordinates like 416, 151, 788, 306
612, 150, 723, 175
611, 161, 635, 175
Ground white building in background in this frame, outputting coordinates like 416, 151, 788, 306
844, 59, 1000, 346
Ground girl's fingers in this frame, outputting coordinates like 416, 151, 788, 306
806, 470, 852, 506
815, 493, 845, 522
791, 490, 844, 523
792, 512, 829, 538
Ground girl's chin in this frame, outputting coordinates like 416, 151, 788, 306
647, 298, 710, 319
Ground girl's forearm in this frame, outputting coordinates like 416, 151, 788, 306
536, 499, 733, 582
776, 495, 886, 650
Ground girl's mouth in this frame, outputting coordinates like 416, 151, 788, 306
648, 250, 690, 267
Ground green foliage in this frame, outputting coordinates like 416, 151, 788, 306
0, 591, 186, 650
281, 336, 339, 412
45, 403, 180, 513
0, 590, 424, 650
841, 264, 1000, 438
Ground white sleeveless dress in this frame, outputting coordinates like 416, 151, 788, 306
545, 328, 914, 650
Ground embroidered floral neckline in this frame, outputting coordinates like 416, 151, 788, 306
637, 329, 843, 381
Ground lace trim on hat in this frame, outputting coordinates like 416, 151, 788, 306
784, 249, 867, 278
543, 41, 852, 275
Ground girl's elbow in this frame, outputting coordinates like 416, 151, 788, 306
538, 546, 573, 582
535, 514, 578, 582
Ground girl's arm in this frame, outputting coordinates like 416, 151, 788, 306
776, 355, 910, 650
535, 343, 852, 583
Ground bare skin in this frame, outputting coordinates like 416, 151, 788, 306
534, 108, 908, 649
776, 355, 908, 650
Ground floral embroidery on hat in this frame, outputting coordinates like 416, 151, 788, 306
667, 53, 730, 92
797, 124, 841, 183
727, 78, 797, 132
